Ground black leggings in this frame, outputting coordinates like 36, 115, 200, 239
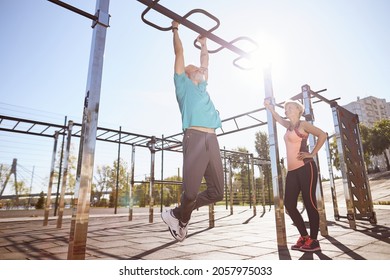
284, 161, 319, 239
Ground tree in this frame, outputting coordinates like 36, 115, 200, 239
329, 136, 340, 171
254, 131, 272, 204
53, 144, 77, 196
92, 158, 131, 208
370, 119, 390, 171
229, 147, 251, 205
93, 165, 111, 206
35, 191, 45, 209
359, 123, 374, 168
111, 159, 131, 207
159, 175, 181, 207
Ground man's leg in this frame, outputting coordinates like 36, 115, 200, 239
194, 133, 224, 208
173, 129, 209, 223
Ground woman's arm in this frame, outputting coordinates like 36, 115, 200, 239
298, 121, 327, 160
264, 98, 290, 128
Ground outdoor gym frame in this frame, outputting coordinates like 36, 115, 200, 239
1, 0, 376, 260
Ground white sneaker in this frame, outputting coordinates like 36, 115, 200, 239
161, 210, 186, 242
179, 221, 189, 240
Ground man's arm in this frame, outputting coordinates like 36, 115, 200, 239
198, 35, 209, 81
172, 21, 185, 75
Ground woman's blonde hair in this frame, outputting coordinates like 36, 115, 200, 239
284, 100, 305, 116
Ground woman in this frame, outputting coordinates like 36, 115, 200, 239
264, 98, 327, 252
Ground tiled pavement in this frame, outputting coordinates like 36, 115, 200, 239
0, 203, 389, 260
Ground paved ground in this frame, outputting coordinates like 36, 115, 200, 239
0, 203, 389, 260
0, 175, 389, 260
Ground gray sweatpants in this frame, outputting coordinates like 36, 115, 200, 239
172, 128, 224, 223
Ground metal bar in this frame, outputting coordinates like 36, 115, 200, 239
47, 0, 97, 21
43, 131, 59, 226
67, 0, 110, 260
222, 108, 265, 122
54, 116, 67, 216
27, 123, 36, 132
310, 89, 335, 104
0, 114, 65, 129
209, 203, 215, 228
12, 121, 20, 130
229, 157, 233, 215
325, 133, 340, 220
259, 164, 266, 213
129, 145, 135, 221
223, 148, 228, 210
57, 121, 73, 228
96, 130, 110, 138
114, 126, 122, 214
247, 114, 265, 123
250, 154, 257, 216
247, 156, 251, 208
217, 123, 268, 138
1, 101, 270, 151
263, 66, 287, 247
40, 126, 51, 135
148, 136, 156, 223
160, 135, 164, 213
302, 85, 328, 236
105, 132, 120, 141
136, 0, 252, 59
0, 128, 54, 138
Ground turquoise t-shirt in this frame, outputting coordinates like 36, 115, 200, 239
174, 73, 222, 130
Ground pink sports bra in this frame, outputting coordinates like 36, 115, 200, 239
284, 121, 312, 171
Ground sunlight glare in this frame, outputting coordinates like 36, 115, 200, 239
234, 31, 285, 89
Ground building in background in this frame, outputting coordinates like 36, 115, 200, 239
343, 96, 390, 172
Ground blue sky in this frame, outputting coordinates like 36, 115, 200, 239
1, 0, 389, 195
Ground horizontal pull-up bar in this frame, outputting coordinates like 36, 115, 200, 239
137, 0, 258, 69
48, 0, 97, 21
48, 0, 110, 27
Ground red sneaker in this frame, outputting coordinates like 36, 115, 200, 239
291, 236, 307, 250
300, 237, 321, 252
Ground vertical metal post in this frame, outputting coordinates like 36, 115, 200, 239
247, 155, 251, 208
67, 0, 110, 260
160, 135, 164, 213
209, 203, 215, 228
302, 85, 328, 236
177, 168, 181, 206
259, 164, 266, 213
325, 134, 340, 220
263, 66, 287, 247
129, 145, 135, 221
54, 116, 67, 216
229, 157, 233, 215
44, 131, 59, 226
57, 121, 74, 228
250, 154, 257, 216
114, 126, 122, 214
148, 136, 156, 223
223, 148, 228, 210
